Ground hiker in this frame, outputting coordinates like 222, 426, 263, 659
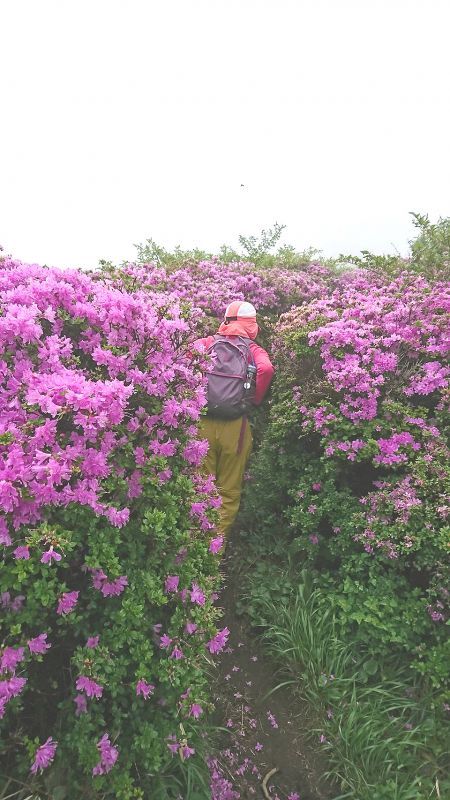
194, 301, 274, 539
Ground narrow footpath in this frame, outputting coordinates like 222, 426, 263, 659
211, 534, 335, 800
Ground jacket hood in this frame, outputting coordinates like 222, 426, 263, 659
217, 317, 259, 339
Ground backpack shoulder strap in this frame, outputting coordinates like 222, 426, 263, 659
239, 336, 255, 366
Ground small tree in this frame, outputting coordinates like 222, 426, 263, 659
409, 212, 450, 279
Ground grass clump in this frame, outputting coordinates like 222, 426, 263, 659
246, 570, 449, 800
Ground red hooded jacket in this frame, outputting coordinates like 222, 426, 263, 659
194, 317, 274, 406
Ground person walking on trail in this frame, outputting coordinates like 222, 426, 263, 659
195, 300, 274, 539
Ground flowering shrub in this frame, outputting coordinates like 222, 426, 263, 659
0, 259, 226, 796
243, 271, 449, 694
99, 259, 333, 319
1, 238, 448, 797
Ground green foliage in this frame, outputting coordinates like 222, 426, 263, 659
409, 212, 450, 279
131, 212, 450, 277
132, 224, 322, 271
245, 575, 449, 800
236, 223, 320, 267
133, 238, 214, 270
236, 262, 449, 797
337, 212, 450, 280
1, 486, 219, 798
240, 285, 449, 693
0, 266, 221, 798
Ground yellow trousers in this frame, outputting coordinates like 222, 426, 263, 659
199, 416, 253, 537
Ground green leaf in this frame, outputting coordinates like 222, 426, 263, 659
363, 658, 379, 676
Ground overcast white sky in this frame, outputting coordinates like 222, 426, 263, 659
1, 0, 449, 268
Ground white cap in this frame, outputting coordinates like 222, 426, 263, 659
225, 300, 257, 318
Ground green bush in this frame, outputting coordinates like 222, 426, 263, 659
242, 270, 449, 693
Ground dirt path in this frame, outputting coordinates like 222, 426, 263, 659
211, 536, 335, 800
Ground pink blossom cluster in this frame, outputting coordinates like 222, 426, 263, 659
116, 259, 333, 318
208, 756, 241, 799
30, 736, 58, 774
0, 259, 207, 539
3, 250, 446, 788
0, 631, 51, 718
0, 258, 223, 782
92, 733, 119, 776
280, 273, 450, 423
277, 269, 449, 628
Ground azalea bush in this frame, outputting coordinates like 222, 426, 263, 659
242, 269, 449, 695
98, 258, 334, 320
1, 216, 448, 798
0, 260, 230, 797
236, 267, 449, 798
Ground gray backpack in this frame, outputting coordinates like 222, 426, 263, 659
206, 335, 256, 419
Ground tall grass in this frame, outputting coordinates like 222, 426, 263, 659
253, 573, 449, 800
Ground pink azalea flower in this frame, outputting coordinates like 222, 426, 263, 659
30, 737, 57, 774
86, 636, 99, 649
190, 583, 206, 605
179, 587, 189, 603
209, 536, 224, 554
189, 702, 203, 718
267, 711, 278, 729
0, 675, 27, 702
136, 679, 155, 699
92, 733, 118, 775
184, 621, 197, 635
171, 646, 184, 660
1, 646, 25, 673
164, 575, 180, 593
40, 546, 62, 564
28, 634, 51, 655
159, 633, 172, 649
309, 534, 319, 545
75, 675, 103, 698
13, 546, 30, 560
10, 595, 25, 612
57, 591, 79, 615
0, 528, 12, 546
74, 693, 87, 715
100, 576, 128, 597
167, 735, 180, 755
206, 627, 230, 654
91, 569, 107, 589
